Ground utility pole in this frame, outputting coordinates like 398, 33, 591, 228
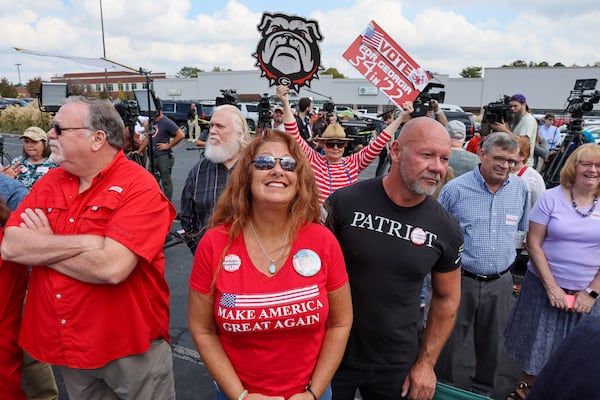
99, 0, 110, 99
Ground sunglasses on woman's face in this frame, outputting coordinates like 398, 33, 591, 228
251, 155, 297, 172
324, 141, 347, 149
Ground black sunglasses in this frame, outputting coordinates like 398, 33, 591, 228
251, 156, 297, 172
325, 141, 347, 149
51, 123, 92, 136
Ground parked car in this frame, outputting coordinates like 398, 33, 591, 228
444, 111, 475, 140
161, 100, 214, 136
237, 102, 259, 131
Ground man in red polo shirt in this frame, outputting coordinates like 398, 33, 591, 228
1, 96, 176, 399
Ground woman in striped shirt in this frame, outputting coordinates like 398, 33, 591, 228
277, 85, 411, 204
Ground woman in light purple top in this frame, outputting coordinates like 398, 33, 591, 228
504, 143, 600, 400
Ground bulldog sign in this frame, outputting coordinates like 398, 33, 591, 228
254, 13, 324, 91
343, 21, 431, 107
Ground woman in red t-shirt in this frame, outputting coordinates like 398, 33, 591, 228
189, 129, 352, 400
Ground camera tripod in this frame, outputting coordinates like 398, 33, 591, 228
543, 130, 586, 188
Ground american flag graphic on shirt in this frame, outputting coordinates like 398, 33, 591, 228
361, 23, 383, 49
219, 285, 319, 308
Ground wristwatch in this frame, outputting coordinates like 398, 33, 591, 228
585, 287, 599, 299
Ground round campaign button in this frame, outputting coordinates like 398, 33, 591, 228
410, 227, 427, 246
222, 254, 242, 272
293, 249, 322, 277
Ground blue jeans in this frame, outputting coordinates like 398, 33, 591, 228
215, 382, 332, 400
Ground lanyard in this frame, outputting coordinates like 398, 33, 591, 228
326, 159, 352, 195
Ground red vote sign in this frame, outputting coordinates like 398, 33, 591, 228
343, 20, 431, 107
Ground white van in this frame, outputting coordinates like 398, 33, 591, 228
438, 103, 464, 112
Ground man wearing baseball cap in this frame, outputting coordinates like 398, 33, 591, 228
491, 93, 538, 167
447, 120, 479, 176
272, 106, 284, 131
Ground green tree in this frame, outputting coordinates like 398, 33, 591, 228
502, 60, 528, 68
553, 62, 566, 67
211, 66, 232, 72
25, 76, 42, 98
321, 67, 346, 79
177, 66, 203, 78
459, 66, 482, 78
0, 77, 18, 97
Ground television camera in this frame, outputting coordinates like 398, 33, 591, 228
114, 100, 141, 130
257, 93, 272, 129
411, 82, 445, 118
215, 89, 239, 106
543, 78, 600, 187
322, 101, 335, 117
480, 95, 512, 136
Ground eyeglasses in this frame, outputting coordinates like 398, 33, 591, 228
251, 156, 297, 172
492, 156, 519, 168
324, 141, 347, 149
578, 161, 600, 170
52, 123, 92, 136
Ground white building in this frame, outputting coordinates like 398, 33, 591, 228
152, 67, 600, 114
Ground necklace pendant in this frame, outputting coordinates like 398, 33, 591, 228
268, 262, 277, 274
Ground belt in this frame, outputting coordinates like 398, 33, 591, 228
462, 268, 510, 282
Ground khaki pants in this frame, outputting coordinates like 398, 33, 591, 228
22, 351, 59, 400
59, 340, 175, 400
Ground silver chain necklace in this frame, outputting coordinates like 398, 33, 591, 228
249, 221, 290, 274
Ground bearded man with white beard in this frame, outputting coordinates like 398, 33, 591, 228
180, 105, 251, 254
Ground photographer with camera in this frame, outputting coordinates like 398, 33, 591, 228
294, 96, 313, 144
122, 116, 149, 168
491, 94, 538, 167
429, 99, 448, 126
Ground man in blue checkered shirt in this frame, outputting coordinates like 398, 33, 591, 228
435, 132, 529, 396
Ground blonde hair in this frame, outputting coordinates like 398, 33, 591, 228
560, 143, 600, 196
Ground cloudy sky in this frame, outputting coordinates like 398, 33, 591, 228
2, 0, 599, 86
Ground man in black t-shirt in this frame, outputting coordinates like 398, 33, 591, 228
324, 117, 463, 400
152, 106, 185, 201
294, 96, 313, 144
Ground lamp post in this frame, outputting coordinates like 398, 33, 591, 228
15, 63, 22, 86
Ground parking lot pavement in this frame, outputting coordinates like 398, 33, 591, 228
0, 133, 519, 399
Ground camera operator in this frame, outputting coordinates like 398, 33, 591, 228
491, 94, 538, 167
123, 116, 149, 167
294, 97, 313, 143
428, 99, 448, 126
